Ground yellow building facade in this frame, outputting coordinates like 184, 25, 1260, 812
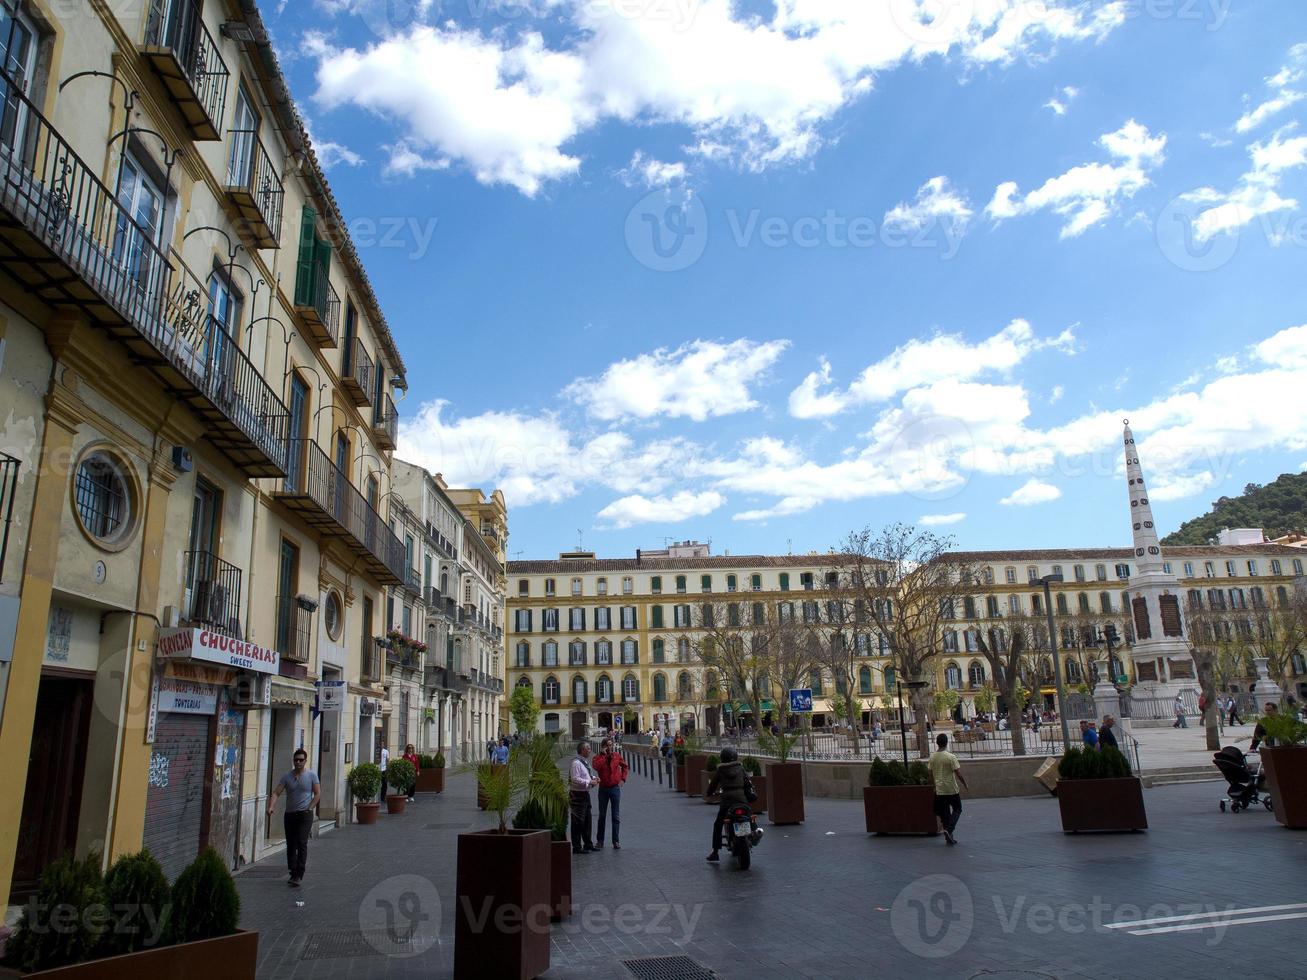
0, 0, 412, 903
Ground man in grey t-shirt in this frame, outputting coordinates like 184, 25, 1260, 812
267, 748, 320, 886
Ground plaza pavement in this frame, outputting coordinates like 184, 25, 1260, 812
236, 758, 1306, 980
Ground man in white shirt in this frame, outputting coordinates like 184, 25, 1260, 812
569, 741, 597, 854
379, 743, 390, 800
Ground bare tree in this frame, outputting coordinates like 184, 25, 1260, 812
973, 614, 1045, 755
832, 524, 965, 756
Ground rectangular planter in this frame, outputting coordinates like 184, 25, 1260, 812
415, 768, 445, 793
675, 763, 686, 792
1261, 747, 1307, 829
1056, 777, 1148, 833
549, 840, 572, 921
684, 754, 707, 797
750, 773, 767, 815
863, 785, 938, 835
702, 768, 720, 804
10, 930, 258, 979
766, 761, 805, 825
455, 830, 551, 980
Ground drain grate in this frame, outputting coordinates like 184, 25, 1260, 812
239, 864, 291, 877
300, 930, 388, 960
622, 955, 718, 980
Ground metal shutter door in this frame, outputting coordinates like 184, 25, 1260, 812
143, 712, 210, 880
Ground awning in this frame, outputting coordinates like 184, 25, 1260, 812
270, 680, 315, 707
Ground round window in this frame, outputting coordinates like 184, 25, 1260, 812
73, 451, 134, 548
325, 591, 343, 641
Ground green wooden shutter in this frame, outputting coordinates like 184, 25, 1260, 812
313, 235, 331, 312
294, 206, 317, 307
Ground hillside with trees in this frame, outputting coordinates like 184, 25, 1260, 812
1162, 472, 1307, 545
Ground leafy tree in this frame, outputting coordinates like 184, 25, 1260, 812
510, 685, 540, 735
1162, 472, 1307, 545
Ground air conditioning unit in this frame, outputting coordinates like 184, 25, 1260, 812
232, 673, 271, 709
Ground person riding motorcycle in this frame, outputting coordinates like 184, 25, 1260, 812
706, 747, 756, 862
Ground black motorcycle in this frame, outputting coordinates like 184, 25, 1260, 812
722, 803, 762, 869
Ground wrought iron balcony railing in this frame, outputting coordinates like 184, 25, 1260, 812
141, 0, 229, 140
0, 71, 288, 477
295, 266, 339, 348
362, 637, 383, 684
275, 438, 406, 585
342, 335, 373, 407
274, 594, 312, 664
184, 550, 242, 636
225, 128, 284, 248
0, 452, 17, 584
372, 390, 397, 450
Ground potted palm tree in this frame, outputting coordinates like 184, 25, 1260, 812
1056, 745, 1147, 833
1257, 711, 1307, 829
347, 762, 383, 825
415, 752, 446, 793
683, 736, 708, 798
511, 737, 572, 922
384, 759, 416, 814
673, 746, 687, 792
454, 748, 554, 980
743, 756, 766, 815
863, 757, 937, 835
760, 730, 805, 825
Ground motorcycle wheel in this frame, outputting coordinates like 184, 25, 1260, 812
733, 838, 751, 870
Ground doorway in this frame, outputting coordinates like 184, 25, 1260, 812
570, 711, 586, 740
13, 674, 94, 898
317, 666, 341, 820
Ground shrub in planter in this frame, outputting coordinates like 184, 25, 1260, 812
166, 848, 240, 945
1257, 711, 1307, 829
863, 758, 937, 835
385, 759, 417, 813
100, 850, 170, 956
1055, 746, 1147, 833
742, 756, 767, 815
347, 762, 383, 824
2, 852, 108, 972
416, 752, 447, 792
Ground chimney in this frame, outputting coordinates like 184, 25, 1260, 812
635, 549, 642, 566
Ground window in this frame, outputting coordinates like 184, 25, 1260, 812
702, 604, 715, 627
622, 576, 633, 594
728, 603, 741, 627
968, 662, 985, 688
1115, 563, 1130, 579
779, 573, 790, 590
1008, 595, 1021, 615
652, 639, 665, 664
1163, 563, 1172, 574
596, 641, 612, 665
595, 607, 611, 631
1100, 592, 1113, 614
701, 574, 712, 593
727, 574, 737, 592
677, 637, 691, 662
572, 677, 587, 704
801, 572, 814, 590
1295, 559, 1304, 576
1204, 561, 1215, 577
651, 606, 664, 629
751, 573, 762, 591
945, 664, 962, 690
1031, 594, 1042, 615
1074, 564, 1085, 582
597, 577, 608, 595
572, 577, 582, 595
809, 670, 823, 695
653, 673, 668, 702
324, 591, 343, 640
543, 712, 560, 732
620, 606, 637, 630
543, 676, 560, 704
1094, 564, 1106, 581
985, 596, 1000, 618
674, 604, 691, 628
74, 451, 134, 545
1027, 565, 1039, 583
1184, 562, 1195, 577
651, 575, 662, 594
675, 575, 687, 594
545, 578, 556, 596
621, 639, 638, 664
859, 667, 873, 694
597, 676, 613, 703
1226, 561, 1237, 577
981, 567, 994, 585
883, 666, 896, 689
543, 641, 559, 667
568, 608, 585, 631
1051, 565, 1063, 579
1247, 560, 1258, 576
1056, 593, 1069, 615
569, 641, 586, 665
622, 675, 639, 702
1271, 560, 1282, 575
963, 597, 976, 619
514, 609, 533, 632
515, 641, 530, 668
943, 630, 958, 652
752, 602, 765, 626
542, 608, 559, 632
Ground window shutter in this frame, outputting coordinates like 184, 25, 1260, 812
294, 206, 317, 307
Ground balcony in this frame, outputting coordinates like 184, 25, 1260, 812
425, 586, 441, 608
140, 0, 229, 140
372, 391, 397, 450
225, 129, 284, 249
0, 78, 290, 478
362, 638, 383, 685
386, 645, 422, 672
294, 268, 339, 348
0, 452, 18, 583
342, 336, 374, 406
275, 439, 406, 585
183, 551, 242, 637
404, 566, 422, 595
274, 595, 312, 665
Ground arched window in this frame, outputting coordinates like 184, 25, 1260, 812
678, 671, 693, 700
597, 675, 614, 703
569, 640, 586, 665
1100, 591, 1113, 613
1056, 593, 1069, 615
622, 674, 639, 702
883, 666, 896, 689
968, 662, 985, 688
621, 639, 638, 664
596, 640, 612, 665
705, 671, 721, 698
943, 629, 959, 653
944, 663, 962, 690
652, 638, 665, 663
859, 666, 873, 694
542, 640, 558, 667
1078, 592, 1091, 614
543, 676, 560, 704
653, 673, 668, 702
1066, 660, 1082, 683
440, 571, 448, 593
515, 641, 530, 667
677, 637, 690, 662
515, 676, 531, 689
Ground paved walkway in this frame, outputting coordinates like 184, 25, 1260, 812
236, 759, 1306, 979
1130, 721, 1263, 771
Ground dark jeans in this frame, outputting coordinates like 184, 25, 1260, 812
597, 786, 621, 845
933, 793, 962, 834
284, 809, 313, 879
570, 791, 593, 852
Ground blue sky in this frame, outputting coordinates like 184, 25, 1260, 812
269, 0, 1307, 560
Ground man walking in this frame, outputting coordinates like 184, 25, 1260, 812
1099, 715, 1120, 751
267, 748, 320, 887
1172, 694, 1188, 729
379, 741, 390, 800
928, 733, 967, 846
593, 738, 629, 850
1228, 695, 1243, 727
569, 741, 598, 855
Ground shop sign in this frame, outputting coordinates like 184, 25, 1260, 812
157, 627, 279, 675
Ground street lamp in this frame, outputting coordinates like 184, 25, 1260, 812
896, 677, 931, 766
1040, 573, 1073, 749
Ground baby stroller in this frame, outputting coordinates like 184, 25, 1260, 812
1213, 746, 1273, 813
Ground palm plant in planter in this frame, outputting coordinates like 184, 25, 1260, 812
863, 757, 937, 835
682, 734, 709, 798
1257, 711, 1307, 829
742, 756, 767, 815
1056, 745, 1147, 833
758, 730, 806, 825
511, 736, 572, 922
673, 746, 688, 792
454, 746, 554, 980
384, 759, 416, 814
347, 762, 383, 825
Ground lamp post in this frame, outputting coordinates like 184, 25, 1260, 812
896, 677, 931, 765
1040, 573, 1073, 749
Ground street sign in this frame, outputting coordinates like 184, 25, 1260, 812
1116, 675, 1129, 684
789, 688, 813, 713
316, 679, 346, 712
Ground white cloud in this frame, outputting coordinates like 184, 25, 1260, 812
1236, 44, 1307, 133
1252, 323, 1307, 367
567, 338, 790, 422
617, 151, 688, 188
597, 490, 724, 529
883, 176, 973, 234
986, 120, 1166, 238
920, 512, 966, 526
1237, 90, 1305, 134
1044, 84, 1080, 115
788, 319, 1075, 419
1049, 384, 1065, 404
999, 478, 1062, 506
309, 0, 1123, 194
1184, 127, 1306, 243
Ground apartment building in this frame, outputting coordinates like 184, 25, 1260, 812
0, 0, 411, 903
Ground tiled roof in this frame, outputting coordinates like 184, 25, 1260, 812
506, 554, 846, 574
951, 544, 1306, 561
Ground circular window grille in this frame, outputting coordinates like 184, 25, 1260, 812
74, 452, 131, 543
325, 591, 343, 641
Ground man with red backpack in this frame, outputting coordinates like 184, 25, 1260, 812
593, 738, 629, 850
